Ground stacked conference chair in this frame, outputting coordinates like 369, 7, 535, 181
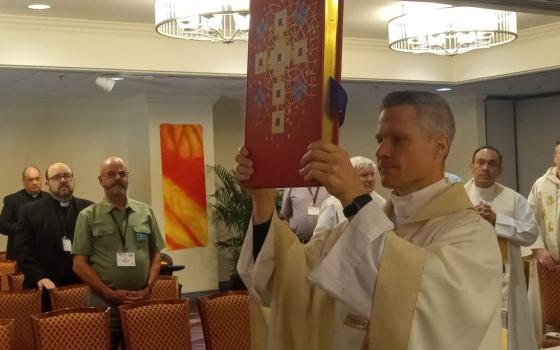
48, 284, 88, 311
120, 299, 192, 350
197, 290, 251, 350
0, 260, 16, 292
7, 273, 24, 291
0, 319, 14, 350
151, 275, 180, 300
0, 289, 42, 350
31, 307, 111, 350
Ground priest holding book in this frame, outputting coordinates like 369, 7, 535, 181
236, 91, 502, 350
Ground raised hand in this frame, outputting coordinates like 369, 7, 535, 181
299, 141, 366, 207
234, 146, 276, 224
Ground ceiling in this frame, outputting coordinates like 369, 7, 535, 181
0, 1, 559, 101
1, 0, 559, 39
1, 67, 559, 104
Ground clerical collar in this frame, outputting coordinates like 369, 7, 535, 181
59, 201, 70, 207
390, 179, 448, 227
25, 190, 39, 199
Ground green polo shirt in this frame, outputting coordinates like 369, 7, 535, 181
72, 198, 166, 290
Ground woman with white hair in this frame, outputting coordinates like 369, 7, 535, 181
313, 156, 385, 234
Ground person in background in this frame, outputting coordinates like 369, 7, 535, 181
15, 162, 93, 311
444, 171, 462, 184
464, 145, 537, 350
73, 156, 165, 350
280, 186, 329, 243
0, 166, 46, 260
524, 141, 560, 344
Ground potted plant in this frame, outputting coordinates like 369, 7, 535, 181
208, 164, 253, 290
209, 164, 283, 290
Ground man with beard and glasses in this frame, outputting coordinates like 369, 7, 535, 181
14, 162, 93, 311
73, 156, 165, 350
0, 166, 47, 260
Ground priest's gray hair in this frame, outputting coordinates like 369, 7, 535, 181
350, 156, 377, 172
381, 91, 455, 143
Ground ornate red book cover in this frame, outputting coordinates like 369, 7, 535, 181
244, 0, 343, 188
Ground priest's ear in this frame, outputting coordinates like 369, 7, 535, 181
433, 135, 451, 162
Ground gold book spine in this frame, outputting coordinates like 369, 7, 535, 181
322, 0, 341, 142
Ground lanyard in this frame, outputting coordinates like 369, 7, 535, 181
54, 199, 74, 237
109, 210, 130, 250
307, 187, 320, 206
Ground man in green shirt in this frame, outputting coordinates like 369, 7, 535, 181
73, 156, 165, 349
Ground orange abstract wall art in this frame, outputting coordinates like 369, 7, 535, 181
160, 124, 208, 249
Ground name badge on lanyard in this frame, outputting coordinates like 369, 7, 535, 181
307, 206, 320, 216
307, 187, 321, 216
116, 251, 136, 267
62, 237, 72, 252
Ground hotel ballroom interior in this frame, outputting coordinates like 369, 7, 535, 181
0, 0, 560, 349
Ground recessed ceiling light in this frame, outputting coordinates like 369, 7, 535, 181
436, 87, 452, 92
27, 3, 51, 10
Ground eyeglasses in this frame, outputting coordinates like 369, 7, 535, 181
102, 170, 129, 178
48, 173, 74, 182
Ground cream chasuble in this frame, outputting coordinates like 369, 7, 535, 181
465, 179, 538, 350
524, 167, 560, 344
238, 183, 502, 350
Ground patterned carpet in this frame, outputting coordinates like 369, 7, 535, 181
191, 316, 205, 350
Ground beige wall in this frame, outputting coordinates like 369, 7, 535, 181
0, 95, 221, 293
0, 98, 151, 203
1, 16, 559, 83
212, 97, 245, 281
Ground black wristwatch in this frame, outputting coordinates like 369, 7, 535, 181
343, 194, 372, 218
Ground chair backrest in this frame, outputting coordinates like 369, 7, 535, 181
119, 299, 191, 350
31, 307, 111, 350
151, 276, 180, 300
48, 284, 87, 311
537, 262, 560, 328
0, 261, 17, 292
0, 289, 41, 350
0, 319, 15, 350
197, 290, 251, 350
7, 274, 24, 291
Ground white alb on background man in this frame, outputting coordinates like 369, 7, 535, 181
524, 141, 560, 343
464, 145, 538, 350
235, 91, 502, 350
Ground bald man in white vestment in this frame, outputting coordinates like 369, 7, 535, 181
464, 146, 538, 350
236, 91, 502, 350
